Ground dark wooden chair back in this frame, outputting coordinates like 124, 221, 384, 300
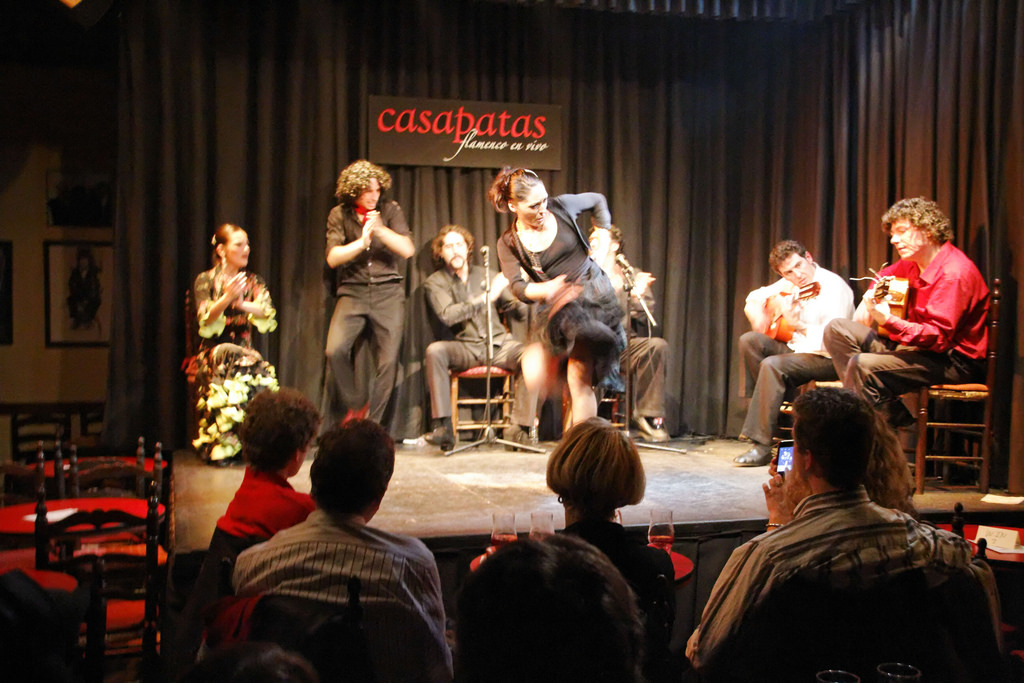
700, 565, 1007, 682
33, 489, 163, 682
245, 577, 376, 683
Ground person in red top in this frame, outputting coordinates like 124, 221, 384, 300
823, 197, 989, 427
171, 387, 320, 676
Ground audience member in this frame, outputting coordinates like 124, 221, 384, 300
233, 419, 452, 683
547, 417, 677, 681
456, 535, 645, 683
764, 409, 917, 523
173, 387, 319, 676
687, 388, 983, 680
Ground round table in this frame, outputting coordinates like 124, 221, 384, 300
0, 497, 164, 541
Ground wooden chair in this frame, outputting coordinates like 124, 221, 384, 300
46, 494, 164, 683
450, 366, 515, 437
244, 577, 375, 683
10, 408, 71, 463
0, 446, 45, 507
914, 280, 999, 494
69, 440, 165, 501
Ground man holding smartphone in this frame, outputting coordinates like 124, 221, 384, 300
687, 388, 987, 679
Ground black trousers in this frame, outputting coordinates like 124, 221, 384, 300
622, 336, 668, 418
425, 338, 535, 427
823, 319, 985, 406
325, 281, 405, 423
739, 330, 839, 446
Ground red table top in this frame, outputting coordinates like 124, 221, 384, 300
0, 568, 79, 592
938, 523, 1024, 564
470, 544, 694, 583
0, 497, 164, 537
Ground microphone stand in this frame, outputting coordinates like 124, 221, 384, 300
617, 259, 686, 454
446, 247, 545, 456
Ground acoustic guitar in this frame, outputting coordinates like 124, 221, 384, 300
871, 275, 909, 337
761, 281, 821, 342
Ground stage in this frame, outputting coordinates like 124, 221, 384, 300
171, 435, 1022, 554
165, 434, 1024, 665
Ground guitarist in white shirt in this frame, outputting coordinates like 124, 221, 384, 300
735, 241, 854, 466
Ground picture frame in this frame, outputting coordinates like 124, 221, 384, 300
44, 240, 113, 347
46, 170, 113, 227
0, 241, 11, 345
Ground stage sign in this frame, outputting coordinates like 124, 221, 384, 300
368, 95, 562, 170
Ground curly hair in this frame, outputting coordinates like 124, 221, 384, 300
864, 411, 918, 518
487, 167, 542, 213
430, 224, 475, 267
311, 419, 395, 514
547, 418, 645, 521
334, 160, 392, 204
881, 197, 953, 244
238, 388, 320, 472
768, 240, 808, 274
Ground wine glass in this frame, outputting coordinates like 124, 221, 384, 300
875, 663, 921, 681
490, 511, 517, 550
816, 671, 860, 682
648, 509, 674, 552
529, 511, 554, 540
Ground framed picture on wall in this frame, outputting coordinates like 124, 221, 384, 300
46, 170, 113, 227
44, 240, 113, 347
0, 241, 11, 345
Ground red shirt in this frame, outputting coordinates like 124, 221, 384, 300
216, 467, 315, 539
879, 242, 988, 359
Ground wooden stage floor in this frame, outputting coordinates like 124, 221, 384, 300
171, 435, 1023, 554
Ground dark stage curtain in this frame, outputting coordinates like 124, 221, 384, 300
107, 0, 1023, 479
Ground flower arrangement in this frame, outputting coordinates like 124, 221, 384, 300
193, 366, 279, 462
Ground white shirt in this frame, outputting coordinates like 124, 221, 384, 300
745, 265, 854, 355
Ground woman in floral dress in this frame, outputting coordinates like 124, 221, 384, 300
191, 223, 278, 463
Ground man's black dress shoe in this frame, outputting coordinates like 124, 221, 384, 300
424, 418, 455, 451
734, 443, 773, 467
632, 416, 670, 443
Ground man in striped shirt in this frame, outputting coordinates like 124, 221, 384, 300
233, 419, 452, 683
686, 388, 973, 674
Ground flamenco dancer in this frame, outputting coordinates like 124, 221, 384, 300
490, 167, 626, 426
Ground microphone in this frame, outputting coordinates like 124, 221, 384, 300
480, 245, 489, 269
615, 253, 635, 275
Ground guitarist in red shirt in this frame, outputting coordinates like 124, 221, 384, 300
824, 198, 988, 427
736, 241, 854, 466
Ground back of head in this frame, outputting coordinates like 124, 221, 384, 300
310, 419, 395, 514
864, 411, 918, 517
456, 535, 644, 683
239, 388, 321, 472
546, 417, 645, 520
792, 388, 874, 490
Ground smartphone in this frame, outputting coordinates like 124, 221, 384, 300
776, 440, 794, 474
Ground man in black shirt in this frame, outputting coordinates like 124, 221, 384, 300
324, 160, 415, 424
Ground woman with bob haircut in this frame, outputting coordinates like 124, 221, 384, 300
546, 417, 678, 681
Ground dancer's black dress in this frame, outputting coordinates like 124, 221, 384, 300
496, 193, 626, 391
